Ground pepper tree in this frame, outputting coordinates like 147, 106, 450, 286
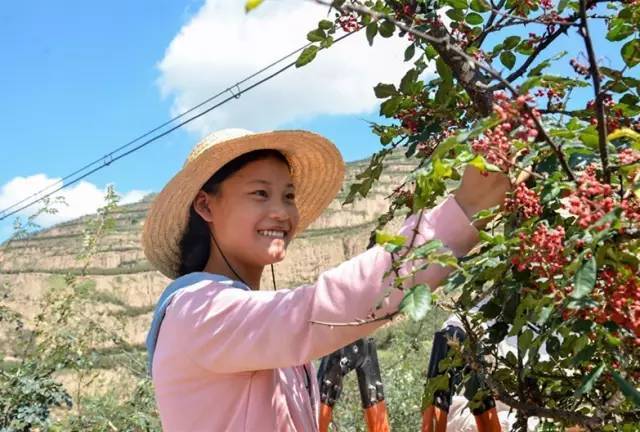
250, 0, 640, 428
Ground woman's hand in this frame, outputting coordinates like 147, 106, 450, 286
453, 165, 513, 229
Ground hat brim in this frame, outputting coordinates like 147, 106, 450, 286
142, 130, 345, 279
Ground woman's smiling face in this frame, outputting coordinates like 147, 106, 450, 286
206, 156, 299, 272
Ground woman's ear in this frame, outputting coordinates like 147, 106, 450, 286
192, 190, 214, 223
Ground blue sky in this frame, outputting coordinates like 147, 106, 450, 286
0, 0, 402, 240
0, 0, 622, 241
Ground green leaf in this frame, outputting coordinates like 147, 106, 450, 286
608, 127, 640, 143
244, 0, 264, 12
574, 363, 605, 397
620, 93, 639, 106
503, 36, 521, 50
430, 136, 457, 160
558, 0, 569, 12
579, 127, 599, 149
473, 205, 500, 222
380, 96, 403, 117
424, 44, 438, 60
500, 51, 516, 70
516, 41, 535, 55
571, 344, 596, 366
375, 230, 407, 246
374, 83, 398, 98
468, 154, 500, 173
400, 69, 420, 94
448, 0, 468, 9
435, 58, 453, 83
319, 19, 333, 30
612, 372, 640, 407
404, 44, 416, 62
528, 60, 551, 77
607, 22, 634, 42
320, 36, 333, 49
572, 255, 597, 299
400, 284, 432, 321
379, 21, 395, 38
366, 22, 378, 46
307, 28, 326, 42
446, 8, 465, 21
621, 40, 640, 68
520, 76, 542, 94
433, 158, 453, 177
295, 45, 319, 68
470, 0, 491, 12
465, 12, 483, 25
411, 239, 445, 258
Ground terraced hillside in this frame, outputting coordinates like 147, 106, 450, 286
0, 152, 418, 352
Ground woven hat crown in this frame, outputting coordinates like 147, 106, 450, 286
142, 129, 345, 280
185, 128, 255, 166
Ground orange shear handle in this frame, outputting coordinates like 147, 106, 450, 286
363, 400, 390, 432
474, 407, 502, 432
422, 405, 448, 432
319, 402, 333, 432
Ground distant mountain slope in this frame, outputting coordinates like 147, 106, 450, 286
0, 152, 417, 349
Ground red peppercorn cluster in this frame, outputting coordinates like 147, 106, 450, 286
540, 0, 553, 8
337, 13, 360, 33
535, 87, 563, 104
621, 197, 640, 223
400, 3, 416, 19
396, 105, 438, 135
592, 267, 640, 343
472, 49, 487, 62
563, 165, 615, 229
586, 95, 624, 131
512, 224, 567, 279
397, 107, 420, 134
471, 92, 540, 171
450, 22, 472, 47
505, 183, 543, 219
618, 148, 640, 165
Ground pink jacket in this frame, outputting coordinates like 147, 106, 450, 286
152, 196, 479, 431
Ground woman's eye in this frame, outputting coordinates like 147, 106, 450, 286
286, 193, 296, 201
253, 190, 268, 198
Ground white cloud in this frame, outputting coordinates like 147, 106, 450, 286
0, 174, 149, 229
157, 0, 433, 135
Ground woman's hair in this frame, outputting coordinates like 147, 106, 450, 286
178, 149, 290, 276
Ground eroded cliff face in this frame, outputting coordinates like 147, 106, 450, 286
0, 154, 417, 350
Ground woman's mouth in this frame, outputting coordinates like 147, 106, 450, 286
257, 230, 286, 239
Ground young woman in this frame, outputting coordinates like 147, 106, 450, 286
143, 128, 511, 431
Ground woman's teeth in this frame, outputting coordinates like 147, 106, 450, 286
258, 230, 285, 239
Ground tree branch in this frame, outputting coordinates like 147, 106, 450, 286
493, 11, 582, 88
489, 382, 604, 430
315, 0, 577, 181
578, 0, 610, 183
472, 0, 509, 48
423, 21, 494, 115
310, 311, 399, 327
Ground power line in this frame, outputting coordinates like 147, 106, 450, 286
0, 31, 357, 222
0, 41, 317, 219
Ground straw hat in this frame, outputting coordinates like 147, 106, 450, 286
142, 128, 345, 280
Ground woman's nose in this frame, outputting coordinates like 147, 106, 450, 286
268, 201, 290, 221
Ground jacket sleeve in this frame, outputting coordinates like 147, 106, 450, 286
166, 195, 479, 373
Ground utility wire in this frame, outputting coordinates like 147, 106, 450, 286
0, 30, 358, 222
0, 41, 317, 220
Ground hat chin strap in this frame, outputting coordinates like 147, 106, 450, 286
208, 231, 277, 291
